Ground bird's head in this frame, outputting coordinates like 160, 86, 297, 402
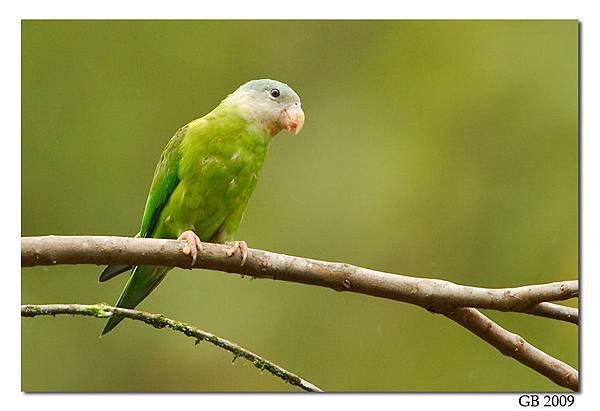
224, 79, 305, 137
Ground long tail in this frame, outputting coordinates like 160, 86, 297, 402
101, 265, 170, 336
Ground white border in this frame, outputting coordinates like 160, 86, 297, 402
3, 1, 598, 410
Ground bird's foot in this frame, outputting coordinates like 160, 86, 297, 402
178, 230, 203, 266
225, 240, 249, 266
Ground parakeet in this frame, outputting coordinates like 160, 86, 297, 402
99, 79, 305, 335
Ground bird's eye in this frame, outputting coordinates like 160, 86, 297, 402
270, 88, 280, 98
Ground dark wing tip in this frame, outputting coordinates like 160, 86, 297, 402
100, 315, 124, 336
98, 264, 133, 282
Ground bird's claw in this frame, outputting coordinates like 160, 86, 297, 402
225, 241, 249, 266
178, 230, 203, 266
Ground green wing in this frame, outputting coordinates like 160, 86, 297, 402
100, 126, 188, 334
139, 125, 188, 238
98, 126, 186, 283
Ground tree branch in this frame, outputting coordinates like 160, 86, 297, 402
22, 236, 578, 323
21, 235, 579, 391
445, 308, 578, 391
21, 303, 322, 392
526, 302, 578, 325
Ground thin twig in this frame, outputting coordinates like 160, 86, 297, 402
526, 302, 578, 325
22, 236, 578, 323
21, 303, 322, 392
444, 308, 578, 391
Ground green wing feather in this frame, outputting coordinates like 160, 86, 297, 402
139, 125, 187, 238
100, 126, 187, 335
100, 265, 170, 335
99, 126, 186, 282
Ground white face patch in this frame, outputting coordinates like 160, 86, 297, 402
226, 88, 280, 125
231, 150, 241, 161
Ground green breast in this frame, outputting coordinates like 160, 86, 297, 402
152, 111, 270, 241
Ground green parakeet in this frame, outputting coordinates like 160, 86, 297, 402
99, 79, 304, 335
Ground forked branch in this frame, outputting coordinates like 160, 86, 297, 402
444, 308, 578, 391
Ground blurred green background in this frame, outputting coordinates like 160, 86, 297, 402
21, 20, 578, 392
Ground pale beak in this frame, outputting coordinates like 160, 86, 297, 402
278, 104, 305, 135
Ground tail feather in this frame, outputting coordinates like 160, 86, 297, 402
99, 264, 132, 282
101, 265, 170, 336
